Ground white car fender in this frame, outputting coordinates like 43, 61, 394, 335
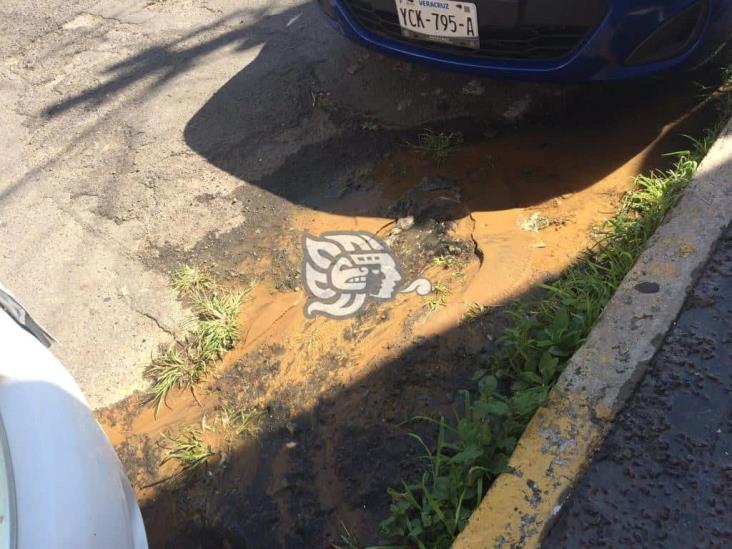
0, 301, 147, 549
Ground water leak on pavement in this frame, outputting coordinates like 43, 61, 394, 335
97, 75, 723, 547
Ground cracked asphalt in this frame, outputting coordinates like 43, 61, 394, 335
0, 0, 552, 407
4, 0, 731, 545
545, 224, 732, 548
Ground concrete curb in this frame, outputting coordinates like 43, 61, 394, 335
454, 118, 732, 549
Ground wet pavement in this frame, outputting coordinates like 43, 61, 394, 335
93, 70, 732, 547
0, 0, 552, 408
544, 224, 732, 548
6, 0, 730, 546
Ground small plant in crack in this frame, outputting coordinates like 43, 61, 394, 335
191, 288, 250, 360
410, 129, 463, 164
145, 267, 252, 415
171, 264, 213, 295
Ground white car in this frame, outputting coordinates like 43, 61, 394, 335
0, 285, 147, 548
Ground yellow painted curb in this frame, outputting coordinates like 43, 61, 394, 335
454, 390, 605, 548
453, 120, 732, 548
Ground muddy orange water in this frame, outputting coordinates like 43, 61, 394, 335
97, 77, 723, 548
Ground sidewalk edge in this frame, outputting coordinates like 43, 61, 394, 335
454, 118, 732, 549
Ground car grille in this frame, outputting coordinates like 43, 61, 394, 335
341, 0, 601, 62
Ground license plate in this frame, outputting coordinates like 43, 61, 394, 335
395, 0, 480, 49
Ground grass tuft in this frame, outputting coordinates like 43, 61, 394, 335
424, 297, 447, 312
145, 347, 206, 417
161, 428, 214, 472
145, 347, 208, 417
432, 282, 451, 296
380, 87, 730, 546
171, 265, 213, 295
463, 302, 486, 323
332, 522, 361, 549
146, 269, 251, 415
217, 404, 265, 439
191, 289, 249, 362
411, 129, 463, 164
723, 64, 732, 86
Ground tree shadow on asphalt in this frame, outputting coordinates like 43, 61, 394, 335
40, 2, 722, 220
39, 3, 731, 546
42, 6, 272, 118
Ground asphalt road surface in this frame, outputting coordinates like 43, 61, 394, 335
0, 0, 549, 407
545, 224, 732, 548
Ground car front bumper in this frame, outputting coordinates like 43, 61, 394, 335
317, 0, 732, 81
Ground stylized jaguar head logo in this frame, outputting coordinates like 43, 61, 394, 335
302, 231, 432, 319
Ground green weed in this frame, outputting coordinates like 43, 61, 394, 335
723, 64, 732, 85
331, 522, 402, 549
191, 289, 249, 361
217, 404, 265, 439
424, 297, 447, 312
332, 522, 361, 549
432, 282, 451, 296
463, 302, 486, 323
411, 130, 463, 164
171, 265, 213, 295
432, 255, 455, 269
145, 269, 250, 414
161, 429, 214, 472
381, 107, 725, 546
145, 347, 205, 416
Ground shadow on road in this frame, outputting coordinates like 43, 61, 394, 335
180, 5, 718, 217
39, 2, 717, 221
43, 6, 273, 118
138, 152, 732, 549
45, 3, 729, 546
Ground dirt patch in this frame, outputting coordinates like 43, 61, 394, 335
97, 74, 722, 547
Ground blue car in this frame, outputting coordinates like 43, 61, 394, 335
315, 0, 732, 80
